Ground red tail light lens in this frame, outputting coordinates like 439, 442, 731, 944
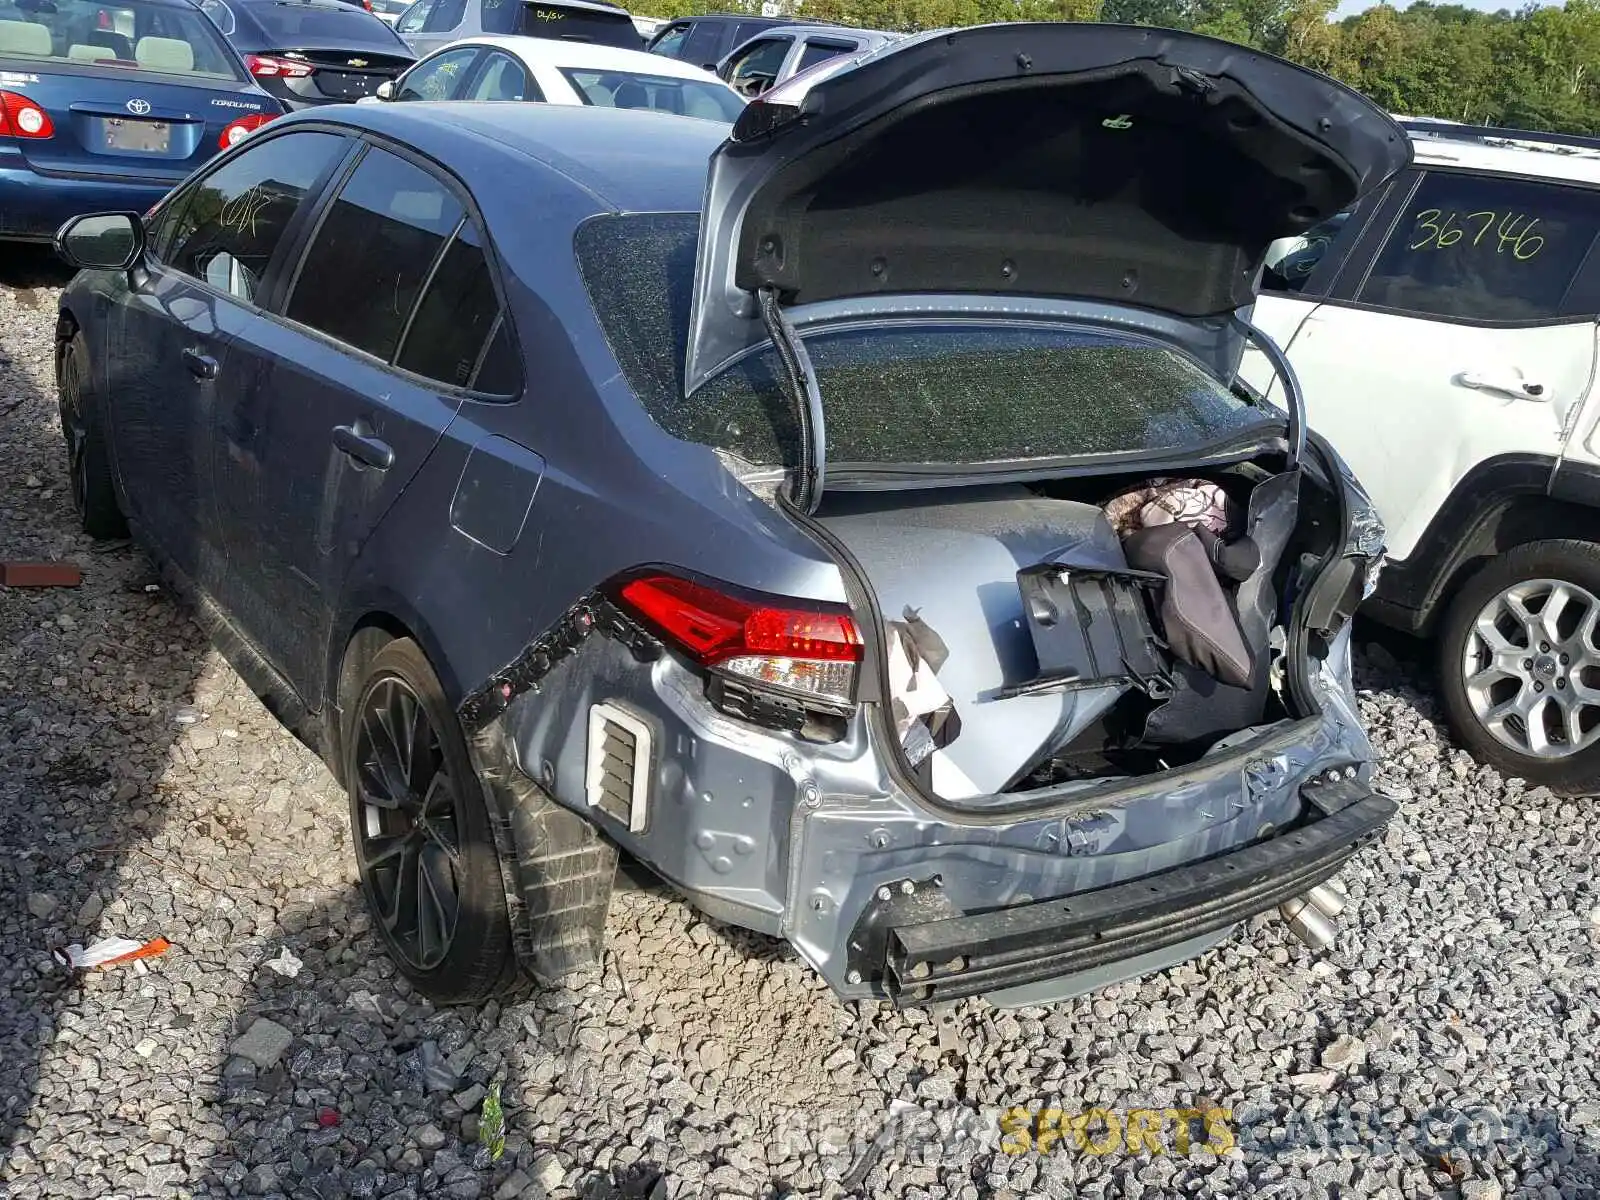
618, 573, 862, 703
0, 91, 55, 139
245, 53, 314, 78
219, 112, 277, 149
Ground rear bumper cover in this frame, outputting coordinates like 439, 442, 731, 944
863, 788, 1394, 1007
0, 160, 183, 239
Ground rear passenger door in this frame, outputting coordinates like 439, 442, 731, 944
212, 141, 517, 704
1245, 168, 1600, 564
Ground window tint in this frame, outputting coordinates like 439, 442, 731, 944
647, 21, 688, 57
473, 319, 519, 394
480, 0, 516, 33
166, 131, 345, 303
421, 0, 464, 31
1357, 172, 1600, 322
574, 213, 1270, 469
680, 21, 722, 66
395, 0, 432, 31
1262, 211, 1352, 295
795, 39, 848, 73
395, 45, 475, 99
396, 221, 511, 389
724, 35, 787, 96
516, 2, 640, 46
285, 148, 463, 361
464, 50, 537, 100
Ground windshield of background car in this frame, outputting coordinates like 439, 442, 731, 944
559, 67, 741, 121
242, 0, 406, 45
575, 213, 1274, 469
0, 0, 245, 79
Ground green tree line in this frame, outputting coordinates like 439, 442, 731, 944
648, 0, 1600, 135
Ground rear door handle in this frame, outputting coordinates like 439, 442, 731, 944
1458, 370, 1546, 400
182, 347, 218, 380
332, 423, 395, 470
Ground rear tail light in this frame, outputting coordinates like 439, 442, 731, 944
245, 53, 314, 78
219, 113, 276, 149
0, 91, 55, 139
617, 573, 862, 704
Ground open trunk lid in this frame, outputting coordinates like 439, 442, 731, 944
684, 22, 1411, 396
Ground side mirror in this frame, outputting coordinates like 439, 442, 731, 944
376, 78, 396, 99
54, 212, 144, 271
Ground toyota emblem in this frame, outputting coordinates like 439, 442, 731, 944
126, 98, 151, 115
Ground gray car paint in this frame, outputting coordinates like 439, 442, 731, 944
60, 59, 1391, 1006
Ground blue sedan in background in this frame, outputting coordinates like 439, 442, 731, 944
0, 0, 282, 240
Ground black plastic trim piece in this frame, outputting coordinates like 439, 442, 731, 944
879, 789, 1396, 1006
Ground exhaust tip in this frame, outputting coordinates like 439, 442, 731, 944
1280, 894, 1338, 952
1305, 882, 1347, 919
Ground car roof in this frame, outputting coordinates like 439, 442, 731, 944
309, 100, 724, 212
1409, 129, 1600, 186
761, 23, 894, 39
449, 34, 729, 80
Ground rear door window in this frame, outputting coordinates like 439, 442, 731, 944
284, 147, 463, 361
462, 49, 539, 100
395, 0, 433, 32
479, 0, 516, 32
646, 21, 689, 57
1356, 171, 1600, 322
421, 0, 465, 32
394, 45, 476, 99
795, 39, 851, 74
723, 34, 787, 95
679, 20, 722, 66
163, 130, 347, 304
395, 219, 516, 391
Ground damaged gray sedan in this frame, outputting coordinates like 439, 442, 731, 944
54, 22, 1410, 1008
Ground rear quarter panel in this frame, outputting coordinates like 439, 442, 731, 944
338, 155, 844, 709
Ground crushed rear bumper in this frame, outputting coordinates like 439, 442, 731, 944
857, 788, 1394, 1007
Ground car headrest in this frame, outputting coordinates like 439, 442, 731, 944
135, 36, 194, 73
0, 20, 54, 56
611, 79, 648, 109
69, 43, 117, 62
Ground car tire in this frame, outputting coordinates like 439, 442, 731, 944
343, 637, 518, 1003
57, 330, 128, 541
1438, 539, 1600, 796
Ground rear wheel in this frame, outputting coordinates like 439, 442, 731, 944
1438, 540, 1600, 795
56, 331, 128, 540
344, 637, 516, 1003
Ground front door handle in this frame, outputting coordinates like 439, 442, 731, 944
332, 423, 395, 470
182, 347, 218, 380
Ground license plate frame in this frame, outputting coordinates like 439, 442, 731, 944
102, 117, 170, 153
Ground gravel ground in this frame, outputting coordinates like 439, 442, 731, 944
2, 258, 1598, 1200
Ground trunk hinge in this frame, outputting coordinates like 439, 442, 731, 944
757, 285, 827, 515
1233, 314, 1306, 471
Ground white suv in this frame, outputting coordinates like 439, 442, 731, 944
1241, 119, 1600, 793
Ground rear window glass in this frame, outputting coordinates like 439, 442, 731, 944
559, 67, 742, 122
574, 213, 1271, 469
243, 1, 400, 43
0, 0, 243, 78
517, 2, 638, 46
